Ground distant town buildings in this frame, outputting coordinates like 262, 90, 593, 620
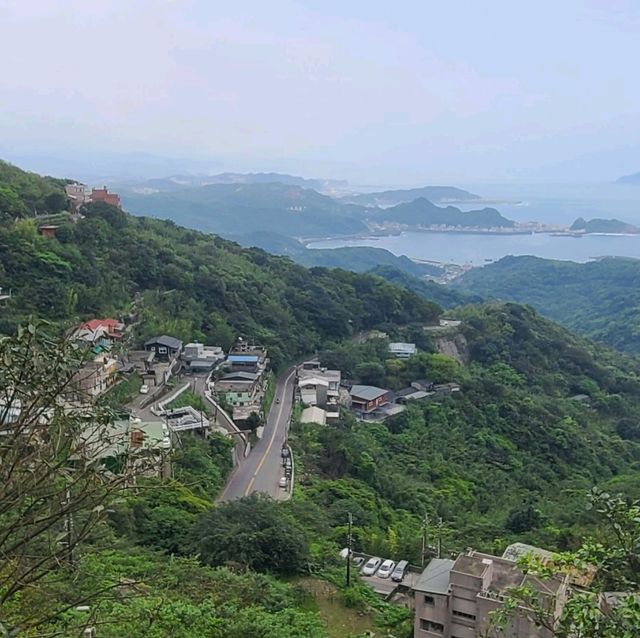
64, 183, 122, 210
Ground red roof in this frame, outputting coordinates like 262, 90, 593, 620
80, 318, 121, 332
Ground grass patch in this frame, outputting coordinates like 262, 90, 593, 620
100, 373, 142, 409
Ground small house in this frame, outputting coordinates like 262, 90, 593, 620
349, 385, 390, 415
144, 335, 183, 361
389, 342, 417, 359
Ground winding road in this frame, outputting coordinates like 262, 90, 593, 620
218, 365, 297, 501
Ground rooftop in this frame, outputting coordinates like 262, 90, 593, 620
144, 335, 183, 350
300, 406, 327, 425
227, 354, 260, 363
414, 559, 455, 594
221, 371, 257, 381
350, 385, 389, 401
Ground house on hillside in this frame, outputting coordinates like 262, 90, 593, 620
90, 186, 121, 209
65, 183, 90, 210
349, 385, 390, 415
72, 354, 119, 398
181, 342, 224, 372
214, 371, 260, 407
144, 335, 183, 361
74, 318, 125, 347
38, 225, 59, 238
389, 342, 417, 359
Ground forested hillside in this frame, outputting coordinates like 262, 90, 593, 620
455, 255, 640, 353
296, 303, 640, 555
0, 202, 440, 367
0, 160, 69, 220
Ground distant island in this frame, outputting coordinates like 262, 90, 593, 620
616, 171, 640, 185
370, 197, 515, 230
340, 185, 480, 207
570, 217, 640, 234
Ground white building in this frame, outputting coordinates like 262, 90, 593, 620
389, 342, 417, 359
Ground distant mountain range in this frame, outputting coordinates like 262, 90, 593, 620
340, 185, 480, 207
122, 180, 514, 238
119, 172, 348, 195
570, 217, 640, 234
616, 171, 640, 185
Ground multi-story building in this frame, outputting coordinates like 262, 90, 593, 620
90, 186, 121, 209
413, 549, 568, 638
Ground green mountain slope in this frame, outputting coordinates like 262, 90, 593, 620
0, 160, 69, 220
0, 203, 440, 367
232, 231, 443, 277
455, 255, 640, 353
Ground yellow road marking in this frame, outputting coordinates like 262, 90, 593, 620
244, 368, 295, 497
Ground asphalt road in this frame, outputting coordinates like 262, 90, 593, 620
218, 365, 297, 502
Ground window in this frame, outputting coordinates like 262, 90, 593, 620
452, 610, 476, 621
419, 619, 444, 634
424, 595, 435, 605
159, 347, 167, 354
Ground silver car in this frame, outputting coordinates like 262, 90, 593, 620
361, 556, 382, 576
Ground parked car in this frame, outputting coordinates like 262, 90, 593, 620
391, 560, 409, 582
276, 397, 281, 404
278, 476, 287, 489
139, 384, 149, 394
377, 559, 396, 579
361, 557, 382, 576
353, 556, 365, 569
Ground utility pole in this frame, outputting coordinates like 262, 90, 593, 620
421, 513, 430, 567
346, 512, 353, 587
436, 517, 444, 559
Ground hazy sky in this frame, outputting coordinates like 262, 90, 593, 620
1, 0, 639, 183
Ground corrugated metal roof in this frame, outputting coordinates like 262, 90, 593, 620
350, 385, 388, 401
413, 559, 454, 594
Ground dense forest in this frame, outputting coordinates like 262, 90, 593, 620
455, 255, 640, 353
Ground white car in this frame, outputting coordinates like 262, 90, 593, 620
377, 559, 396, 579
139, 384, 149, 394
278, 476, 287, 489
361, 556, 382, 576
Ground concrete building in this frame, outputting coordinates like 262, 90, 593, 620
389, 342, 417, 359
214, 371, 260, 407
72, 354, 119, 398
298, 368, 341, 407
300, 406, 327, 425
90, 186, 121, 209
181, 342, 224, 372
65, 183, 90, 210
413, 550, 568, 638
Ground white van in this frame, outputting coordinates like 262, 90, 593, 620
391, 560, 409, 582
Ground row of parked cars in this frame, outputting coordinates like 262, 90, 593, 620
355, 556, 409, 582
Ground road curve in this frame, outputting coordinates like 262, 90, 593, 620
218, 365, 296, 502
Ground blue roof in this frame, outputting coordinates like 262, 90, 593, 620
227, 354, 259, 363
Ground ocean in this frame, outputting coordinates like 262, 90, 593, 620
308, 182, 640, 266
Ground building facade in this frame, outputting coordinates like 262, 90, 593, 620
413, 550, 568, 638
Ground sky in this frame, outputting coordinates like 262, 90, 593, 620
0, 0, 639, 184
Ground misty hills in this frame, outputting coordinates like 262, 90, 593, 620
122, 179, 514, 239
371, 197, 514, 228
121, 182, 367, 237
119, 171, 348, 195
340, 185, 479, 207
616, 171, 640, 185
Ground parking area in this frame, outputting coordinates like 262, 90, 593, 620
359, 569, 419, 596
